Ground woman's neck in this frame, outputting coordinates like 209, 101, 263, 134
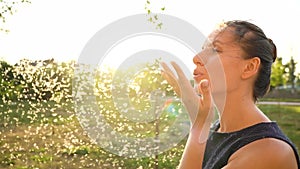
213, 91, 270, 133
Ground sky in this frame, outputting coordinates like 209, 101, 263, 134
0, 0, 299, 73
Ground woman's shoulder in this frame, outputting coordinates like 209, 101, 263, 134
224, 138, 298, 169
209, 121, 300, 168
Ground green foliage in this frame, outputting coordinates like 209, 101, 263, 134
144, 0, 165, 29
296, 73, 300, 86
92, 59, 183, 139
271, 57, 287, 88
0, 60, 21, 102
0, 59, 74, 127
271, 56, 299, 94
0, 0, 31, 32
30, 155, 53, 163
285, 57, 297, 92
13, 59, 74, 103
0, 58, 187, 168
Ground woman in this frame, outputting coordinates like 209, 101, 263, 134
161, 20, 299, 169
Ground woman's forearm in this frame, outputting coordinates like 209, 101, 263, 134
178, 120, 212, 169
178, 132, 207, 169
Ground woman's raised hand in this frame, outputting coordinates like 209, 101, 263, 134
161, 61, 214, 136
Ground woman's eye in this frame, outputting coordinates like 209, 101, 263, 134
213, 48, 221, 53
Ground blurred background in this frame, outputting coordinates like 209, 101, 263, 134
0, 0, 299, 168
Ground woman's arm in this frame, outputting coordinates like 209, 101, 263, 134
161, 62, 214, 169
178, 133, 207, 169
223, 138, 298, 169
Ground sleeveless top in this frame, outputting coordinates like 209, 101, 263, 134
202, 121, 300, 169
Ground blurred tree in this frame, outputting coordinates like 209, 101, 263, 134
0, 60, 23, 102
285, 56, 297, 93
0, 0, 31, 32
271, 57, 287, 89
127, 59, 175, 111
92, 59, 179, 138
296, 73, 300, 87
13, 58, 74, 104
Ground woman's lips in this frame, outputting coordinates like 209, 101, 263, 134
193, 73, 204, 82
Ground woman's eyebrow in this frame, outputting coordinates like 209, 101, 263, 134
202, 39, 214, 49
212, 40, 222, 46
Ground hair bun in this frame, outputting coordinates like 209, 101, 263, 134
268, 38, 277, 62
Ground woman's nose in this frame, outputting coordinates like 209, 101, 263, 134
193, 53, 205, 66
194, 47, 215, 66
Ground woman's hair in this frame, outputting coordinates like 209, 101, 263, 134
224, 20, 277, 101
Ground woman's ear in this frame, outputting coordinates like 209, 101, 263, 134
241, 57, 261, 79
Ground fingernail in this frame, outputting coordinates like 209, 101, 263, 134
201, 79, 209, 88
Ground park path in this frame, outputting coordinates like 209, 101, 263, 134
257, 101, 300, 106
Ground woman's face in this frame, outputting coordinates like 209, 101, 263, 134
193, 27, 248, 94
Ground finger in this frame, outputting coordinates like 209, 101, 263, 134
161, 71, 176, 87
198, 79, 212, 109
197, 84, 214, 144
160, 62, 175, 77
170, 61, 189, 81
162, 71, 181, 96
160, 62, 181, 95
160, 62, 177, 85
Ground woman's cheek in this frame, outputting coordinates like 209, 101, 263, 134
205, 58, 227, 93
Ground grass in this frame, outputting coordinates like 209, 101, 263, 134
258, 104, 300, 151
0, 101, 185, 169
0, 101, 299, 168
